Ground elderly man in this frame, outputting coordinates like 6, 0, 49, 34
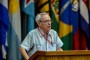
19, 12, 63, 60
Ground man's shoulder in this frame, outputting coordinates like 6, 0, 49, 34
28, 28, 38, 34
49, 29, 57, 35
50, 29, 57, 33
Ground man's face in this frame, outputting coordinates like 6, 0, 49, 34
39, 14, 52, 33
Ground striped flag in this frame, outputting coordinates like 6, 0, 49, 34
89, 0, 90, 18
79, 0, 89, 49
7, 0, 21, 60
89, 0, 90, 49
0, 0, 9, 59
72, 0, 87, 50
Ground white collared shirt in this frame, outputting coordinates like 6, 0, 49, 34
20, 28, 63, 57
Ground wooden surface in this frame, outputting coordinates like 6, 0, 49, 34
29, 50, 90, 60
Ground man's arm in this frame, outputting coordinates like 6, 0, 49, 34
19, 47, 29, 60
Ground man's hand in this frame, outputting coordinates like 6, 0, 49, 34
57, 48, 63, 51
19, 47, 29, 60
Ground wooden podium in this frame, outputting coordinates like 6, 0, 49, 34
29, 50, 90, 60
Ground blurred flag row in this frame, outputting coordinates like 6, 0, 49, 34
0, 0, 21, 60
59, 0, 90, 50
0, 0, 90, 60
0, 0, 35, 60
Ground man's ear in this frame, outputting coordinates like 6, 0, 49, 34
37, 22, 41, 26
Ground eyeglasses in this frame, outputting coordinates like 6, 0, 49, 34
39, 20, 53, 23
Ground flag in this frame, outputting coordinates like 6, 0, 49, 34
50, 0, 59, 32
89, 0, 90, 18
70, 0, 81, 50
59, 0, 73, 50
59, 0, 88, 50
36, 0, 49, 13
22, 0, 35, 33
89, 0, 90, 49
80, 0, 89, 49
7, 0, 21, 60
0, 0, 9, 59
89, 0, 90, 17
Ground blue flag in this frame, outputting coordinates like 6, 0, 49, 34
60, 0, 79, 50
0, 0, 10, 60
22, 0, 35, 32
7, 0, 21, 60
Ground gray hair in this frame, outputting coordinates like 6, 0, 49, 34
35, 12, 48, 22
